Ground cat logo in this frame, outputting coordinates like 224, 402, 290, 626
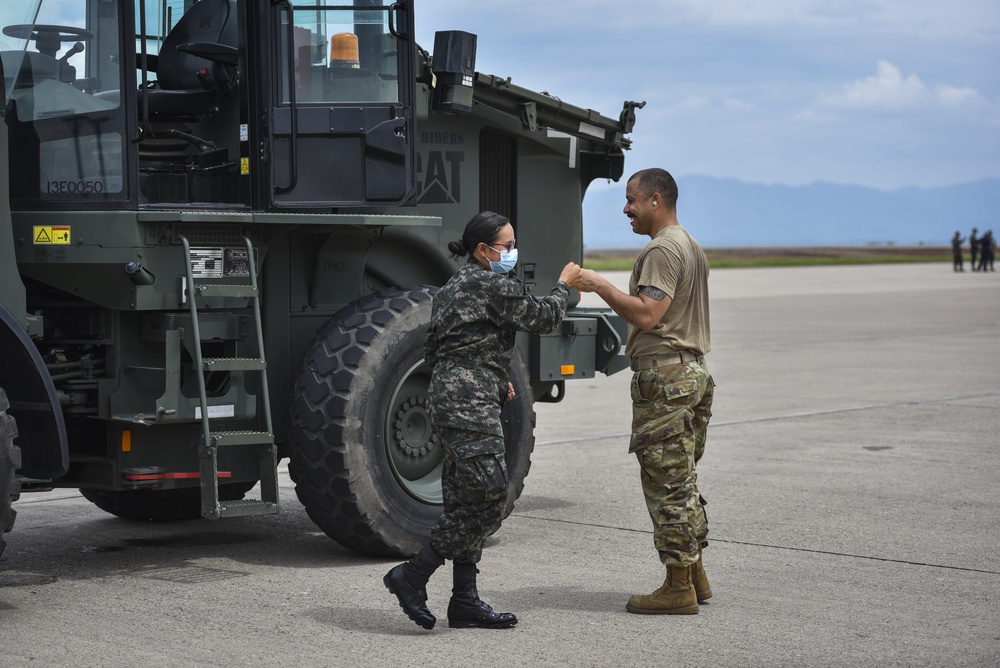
416, 150, 465, 204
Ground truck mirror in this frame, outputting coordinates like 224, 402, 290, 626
431, 30, 476, 114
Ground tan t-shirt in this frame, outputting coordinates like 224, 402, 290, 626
625, 226, 711, 358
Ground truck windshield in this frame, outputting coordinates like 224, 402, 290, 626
278, 2, 402, 105
0, 1, 43, 106
2, 0, 120, 121
2, 0, 125, 202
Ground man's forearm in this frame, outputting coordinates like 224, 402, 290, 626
592, 277, 650, 330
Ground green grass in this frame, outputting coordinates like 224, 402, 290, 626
706, 254, 951, 270
583, 253, 951, 272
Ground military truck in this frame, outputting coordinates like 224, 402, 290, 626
0, 0, 640, 560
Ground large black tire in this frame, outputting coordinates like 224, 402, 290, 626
79, 481, 257, 522
289, 285, 536, 558
1, 388, 23, 560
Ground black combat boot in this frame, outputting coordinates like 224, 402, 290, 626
447, 562, 518, 629
384, 545, 445, 630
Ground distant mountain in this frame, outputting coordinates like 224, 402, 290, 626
581, 176, 1000, 248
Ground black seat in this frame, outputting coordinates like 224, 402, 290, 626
141, 0, 239, 116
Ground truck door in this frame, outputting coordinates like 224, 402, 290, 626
268, 0, 415, 208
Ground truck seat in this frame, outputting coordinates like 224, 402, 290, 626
140, 0, 239, 117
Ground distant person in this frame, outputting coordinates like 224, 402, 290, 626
977, 230, 995, 272
383, 211, 581, 631
970, 228, 980, 271
576, 168, 714, 615
952, 231, 966, 272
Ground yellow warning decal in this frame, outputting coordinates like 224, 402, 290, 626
33, 226, 71, 245
241, 157, 250, 175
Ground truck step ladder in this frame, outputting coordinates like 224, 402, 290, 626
180, 235, 278, 519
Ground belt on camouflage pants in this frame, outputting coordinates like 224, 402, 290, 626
629, 351, 700, 371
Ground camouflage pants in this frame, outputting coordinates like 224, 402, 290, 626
630, 357, 714, 567
429, 427, 508, 564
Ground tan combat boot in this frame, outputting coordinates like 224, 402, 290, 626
626, 565, 699, 615
692, 547, 712, 602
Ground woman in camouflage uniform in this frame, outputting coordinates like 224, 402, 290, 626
384, 211, 581, 631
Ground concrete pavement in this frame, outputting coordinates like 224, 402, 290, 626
2, 262, 999, 667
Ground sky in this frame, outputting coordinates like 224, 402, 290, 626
415, 0, 1000, 204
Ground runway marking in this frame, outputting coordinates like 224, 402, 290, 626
536, 390, 1000, 447
714, 539, 1000, 575
708, 391, 1000, 428
513, 514, 1000, 576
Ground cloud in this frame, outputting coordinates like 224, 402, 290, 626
819, 61, 927, 110
417, 1, 999, 190
937, 85, 983, 107
474, 0, 1000, 37
816, 60, 986, 111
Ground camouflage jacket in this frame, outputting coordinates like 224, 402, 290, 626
425, 261, 570, 439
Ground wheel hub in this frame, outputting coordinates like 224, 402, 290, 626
394, 395, 438, 458
387, 387, 441, 487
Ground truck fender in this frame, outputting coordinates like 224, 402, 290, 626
0, 303, 68, 480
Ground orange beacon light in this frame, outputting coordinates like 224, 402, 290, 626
329, 32, 360, 68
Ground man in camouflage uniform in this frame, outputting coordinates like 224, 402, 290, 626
578, 167, 714, 615
384, 211, 581, 630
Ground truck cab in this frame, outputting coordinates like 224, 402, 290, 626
0, 0, 639, 559
3, 0, 417, 211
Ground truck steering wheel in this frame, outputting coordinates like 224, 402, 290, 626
3, 24, 95, 59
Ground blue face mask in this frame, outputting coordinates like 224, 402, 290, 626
488, 248, 518, 274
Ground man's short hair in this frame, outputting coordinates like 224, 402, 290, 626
630, 168, 678, 210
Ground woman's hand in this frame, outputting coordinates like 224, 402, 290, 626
559, 261, 582, 287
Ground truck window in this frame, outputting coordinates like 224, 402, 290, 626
2, 0, 126, 202
278, 2, 402, 105
134, 0, 187, 81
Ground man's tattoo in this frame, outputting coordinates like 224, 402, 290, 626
639, 285, 667, 301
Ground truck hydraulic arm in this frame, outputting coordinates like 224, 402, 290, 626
472, 73, 643, 151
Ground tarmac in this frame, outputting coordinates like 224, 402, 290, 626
2, 262, 999, 667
